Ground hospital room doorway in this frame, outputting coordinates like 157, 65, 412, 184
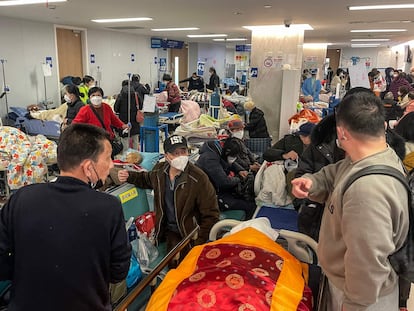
169, 47, 188, 83
55, 27, 86, 81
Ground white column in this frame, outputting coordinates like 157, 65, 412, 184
249, 27, 304, 140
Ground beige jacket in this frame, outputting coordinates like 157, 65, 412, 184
305, 147, 409, 311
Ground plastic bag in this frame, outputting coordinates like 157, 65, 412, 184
136, 232, 159, 269
126, 251, 142, 288
135, 212, 156, 244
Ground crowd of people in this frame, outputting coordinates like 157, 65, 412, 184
2, 62, 414, 311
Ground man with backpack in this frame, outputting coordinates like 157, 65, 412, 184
292, 91, 409, 310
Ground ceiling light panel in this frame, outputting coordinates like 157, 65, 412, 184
350, 29, 407, 33
187, 34, 227, 38
92, 17, 152, 23
151, 27, 199, 31
349, 4, 414, 10
0, 0, 66, 5
351, 38, 390, 42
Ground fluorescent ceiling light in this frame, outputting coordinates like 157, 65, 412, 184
303, 43, 332, 47
92, 17, 152, 23
351, 38, 390, 42
0, 0, 65, 5
187, 34, 227, 38
243, 24, 313, 31
151, 27, 199, 31
213, 38, 247, 42
351, 29, 407, 32
349, 4, 414, 10
351, 44, 381, 47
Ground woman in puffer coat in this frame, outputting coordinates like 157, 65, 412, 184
244, 101, 270, 138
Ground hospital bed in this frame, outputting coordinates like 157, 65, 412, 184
114, 221, 321, 311
9, 107, 61, 141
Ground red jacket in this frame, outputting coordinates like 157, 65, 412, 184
72, 103, 125, 139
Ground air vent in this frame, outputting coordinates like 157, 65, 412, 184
105, 26, 145, 30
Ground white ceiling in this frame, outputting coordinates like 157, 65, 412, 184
2, 0, 414, 48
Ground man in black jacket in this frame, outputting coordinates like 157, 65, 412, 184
179, 72, 205, 92
0, 124, 131, 311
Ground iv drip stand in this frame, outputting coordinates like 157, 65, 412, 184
0, 59, 10, 124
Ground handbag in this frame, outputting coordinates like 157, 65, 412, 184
89, 104, 123, 156
134, 92, 144, 123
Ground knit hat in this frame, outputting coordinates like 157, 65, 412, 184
296, 122, 315, 136
244, 101, 256, 111
227, 119, 244, 130
163, 135, 188, 153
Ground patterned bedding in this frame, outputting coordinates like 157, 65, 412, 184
0, 126, 57, 190
146, 228, 313, 311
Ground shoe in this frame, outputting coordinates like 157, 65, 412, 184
400, 308, 408, 311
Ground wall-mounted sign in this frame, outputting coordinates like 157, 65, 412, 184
151, 37, 184, 49
197, 61, 205, 76
159, 58, 167, 72
250, 67, 258, 78
45, 56, 52, 68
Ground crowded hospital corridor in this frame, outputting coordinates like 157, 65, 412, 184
2, 1, 414, 310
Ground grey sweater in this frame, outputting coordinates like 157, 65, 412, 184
305, 147, 409, 311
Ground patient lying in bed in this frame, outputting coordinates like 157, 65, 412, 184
146, 226, 313, 311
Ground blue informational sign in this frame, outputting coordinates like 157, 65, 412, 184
90, 54, 95, 64
131, 53, 135, 62
235, 45, 251, 52
151, 37, 184, 49
45, 56, 52, 68
197, 61, 205, 76
159, 58, 167, 72
250, 67, 258, 78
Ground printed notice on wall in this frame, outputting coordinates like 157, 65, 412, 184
348, 62, 370, 89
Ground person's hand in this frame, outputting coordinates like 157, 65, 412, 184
250, 163, 261, 172
291, 178, 312, 198
122, 123, 130, 130
239, 170, 248, 178
118, 169, 129, 183
283, 150, 299, 160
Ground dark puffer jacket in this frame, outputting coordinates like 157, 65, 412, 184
295, 114, 345, 178
196, 141, 240, 193
294, 114, 345, 241
245, 107, 269, 138
114, 85, 140, 136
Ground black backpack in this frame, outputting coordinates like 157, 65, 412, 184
343, 165, 414, 282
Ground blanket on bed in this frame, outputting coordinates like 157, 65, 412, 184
146, 227, 313, 311
0, 126, 57, 190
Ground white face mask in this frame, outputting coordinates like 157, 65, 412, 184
170, 155, 189, 171
64, 94, 71, 103
90, 96, 102, 107
232, 130, 244, 140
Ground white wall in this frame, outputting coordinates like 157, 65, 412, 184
340, 47, 396, 71
86, 29, 158, 96
197, 43, 226, 82
0, 16, 59, 116
0, 16, 160, 116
